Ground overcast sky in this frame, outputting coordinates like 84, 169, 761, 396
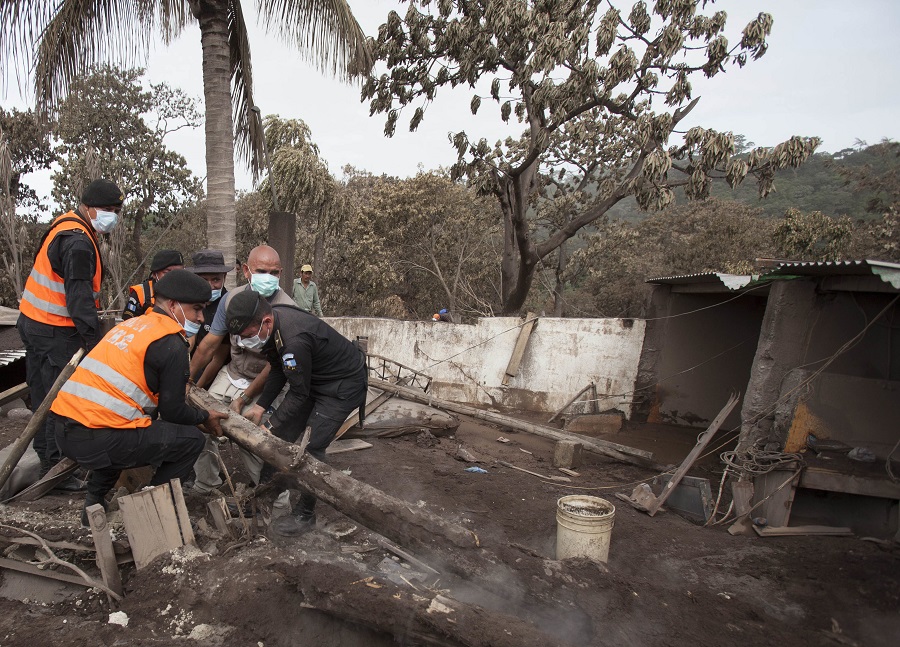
3, 0, 899, 205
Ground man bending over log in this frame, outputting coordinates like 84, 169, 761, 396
225, 290, 367, 536
51, 270, 228, 525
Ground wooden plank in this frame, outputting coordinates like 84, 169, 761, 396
376, 537, 440, 575
754, 468, 800, 528
8, 457, 79, 502
0, 383, 29, 408
502, 312, 537, 386
207, 498, 233, 537
119, 485, 184, 570
0, 557, 93, 588
800, 467, 900, 500
753, 525, 853, 537
86, 504, 124, 598
169, 479, 195, 547
647, 393, 740, 517
326, 439, 373, 455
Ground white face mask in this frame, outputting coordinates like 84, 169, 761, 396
175, 303, 201, 338
92, 209, 119, 233
236, 320, 269, 350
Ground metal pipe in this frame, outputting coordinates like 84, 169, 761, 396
249, 106, 280, 212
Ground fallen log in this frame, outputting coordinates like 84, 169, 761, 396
188, 388, 480, 554
0, 348, 84, 494
276, 559, 576, 647
370, 378, 661, 469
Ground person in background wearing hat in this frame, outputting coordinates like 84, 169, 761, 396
121, 249, 185, 320
50, 270, 228, 526
187, 245, 295, 494
432, 308, 453, 323
187, 249, 233, 353
226, 290, 367, 536
18, 178, 125, 483
292, 264, 323, 316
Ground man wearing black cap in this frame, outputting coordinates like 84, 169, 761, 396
186, 249, 233, 351
122, 249, 185, 320
18, 178, 124, 480
226, 290, 367, 536
51, 269, 228, 526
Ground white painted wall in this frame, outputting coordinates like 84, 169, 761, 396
325, 316, 646, 418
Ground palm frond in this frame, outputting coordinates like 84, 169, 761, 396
229, 0, 265, 180
31, 0, 154, 120
257, 0, 374, 82
153, 0, 192, 44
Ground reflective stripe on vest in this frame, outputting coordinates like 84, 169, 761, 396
51, 311, 183, 429
20, 211, 103, 326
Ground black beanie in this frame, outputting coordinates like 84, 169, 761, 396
154, 269, 212, 304
150, 249, 184, 273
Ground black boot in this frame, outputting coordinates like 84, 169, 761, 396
81, 492, 108, 528
270, 493, 316, 537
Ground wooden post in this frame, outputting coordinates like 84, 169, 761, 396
268, 211, 296, 294
0, 348, 84, 494
502, 312, 537, 386
0, 383, 29, 409
547, 383, 592, 424
86, 503, 124, 599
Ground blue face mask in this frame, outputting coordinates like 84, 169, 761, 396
176, 303, 201, 338
92, 209, 119, 234
250, 273, 280, 298
210, 288, 223, 301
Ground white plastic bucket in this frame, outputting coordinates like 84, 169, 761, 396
556, 495, 615, 563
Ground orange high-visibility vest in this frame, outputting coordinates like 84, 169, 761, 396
51, 312, 184, 429
20, 211, 103, 326
123, 280, 155, 319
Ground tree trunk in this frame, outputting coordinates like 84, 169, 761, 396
196, 1, 237, 288
276, 559, 575, 647
553, 241, 567, 317
187, 388, 480, 555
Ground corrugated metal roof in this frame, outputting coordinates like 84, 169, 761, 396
646, 272, 758, 291
0, 349, 25, 368
768, 259, 900, 289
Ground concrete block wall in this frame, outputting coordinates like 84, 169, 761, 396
325, 316, 646, 418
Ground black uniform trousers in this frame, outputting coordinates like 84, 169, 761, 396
261, 365, 367, 512
56, 418, 205, 500
17, 314, 83, 464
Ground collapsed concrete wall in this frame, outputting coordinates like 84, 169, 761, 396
325, 316, 646, 418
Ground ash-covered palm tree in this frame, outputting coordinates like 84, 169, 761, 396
0, 1, 372, 270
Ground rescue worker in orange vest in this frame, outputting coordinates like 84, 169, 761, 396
51, 270, 228, 526
121, 249, 185, 320
17, 178, 124, 482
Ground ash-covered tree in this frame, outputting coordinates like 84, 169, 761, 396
0, 108, 54, 305
362, 170, 502, 318
52, 67, 203, 269
364, 0, 819, 313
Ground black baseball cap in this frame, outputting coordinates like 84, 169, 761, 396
150, 249, 184, 273
81, 179, 125, 207
226, 290, 264, 334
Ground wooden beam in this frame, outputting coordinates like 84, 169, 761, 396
646, 393, 740, 517
502, 313, 537, 386
370, 378, 657, 467
0, 383, 29, 409
0, 556, 94, 588
546, 383, 592, 424
0, 348, 84, 494
800, 467, 900, 500
753, 525, 853, 537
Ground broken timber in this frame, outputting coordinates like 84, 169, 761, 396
0, 348, 84, 494
369, 378, 658, 469
188, 387, 479, 558
646, 393, 740, 517
502, 312, 537, 386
